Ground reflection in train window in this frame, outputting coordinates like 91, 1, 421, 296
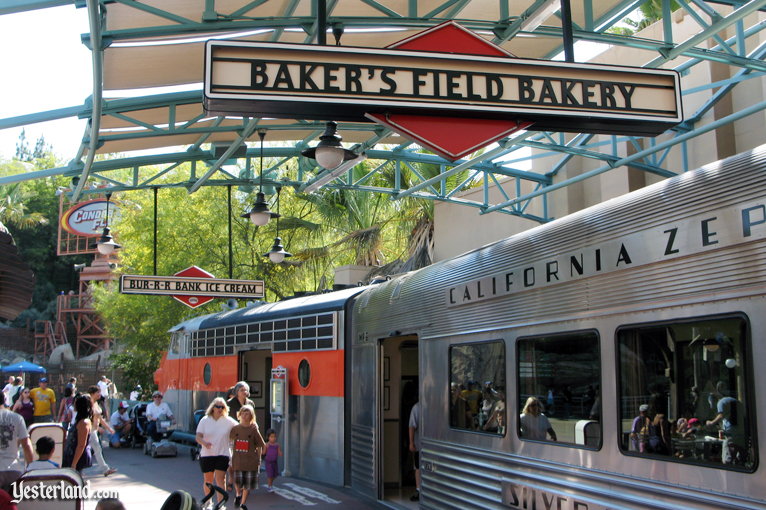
618, 316, 755, 471
517, 331, 601, 447
449, 340, 506, 435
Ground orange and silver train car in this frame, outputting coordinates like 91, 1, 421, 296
157, 286, 367, 486
162, 145, 766, 508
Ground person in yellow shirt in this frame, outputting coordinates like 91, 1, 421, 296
30, 377, 56, 423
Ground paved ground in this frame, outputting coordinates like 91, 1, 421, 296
74, 444, 387, 510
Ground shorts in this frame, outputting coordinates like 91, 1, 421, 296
412, 451, 420, 471
234, 470, 259, 490
33, 415, 53, 424
199, 455, 230, 473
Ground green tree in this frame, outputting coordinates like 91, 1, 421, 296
14, 129, 52, 162
92, 180, 280, 385
611, 0, 681, 36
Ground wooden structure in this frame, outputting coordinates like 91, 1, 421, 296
32, 195, 117, 360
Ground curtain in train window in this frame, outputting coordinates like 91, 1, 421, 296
449, 340, 506, 434
516, 331, 601, 446
617, 316, 755, 471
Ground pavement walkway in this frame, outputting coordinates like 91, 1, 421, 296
76, 444, 386, 510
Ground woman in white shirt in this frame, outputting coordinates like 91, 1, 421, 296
196, 397, 237, 506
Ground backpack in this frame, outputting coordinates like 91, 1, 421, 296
11, 386, 23, 406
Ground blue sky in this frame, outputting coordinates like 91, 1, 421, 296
0, 5, 91, 160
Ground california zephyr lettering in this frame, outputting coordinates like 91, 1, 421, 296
448, 199, 766, 307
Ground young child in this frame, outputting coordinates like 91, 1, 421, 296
263, 429, 283, 492
26, 436, 60, 471
229, 405, 265, 510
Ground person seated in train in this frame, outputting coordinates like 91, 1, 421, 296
706, 381, 747, 464
519, 396, 557, 441
630, 404, 650, 452
647, 413, 672, 455
672, 417, 701, 458
682, 418, 701, 438
460, 381, 482, 429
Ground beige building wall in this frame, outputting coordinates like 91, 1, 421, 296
434, 6, 766, 261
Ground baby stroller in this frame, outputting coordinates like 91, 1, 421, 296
160, 482, 228, 510
127, 402, 149, 449
144, 412, 178, 458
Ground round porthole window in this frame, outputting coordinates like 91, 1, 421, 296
298, 359, 311, 388
203, 362, 212, 385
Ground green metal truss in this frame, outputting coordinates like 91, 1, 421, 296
3, 0, 766, 224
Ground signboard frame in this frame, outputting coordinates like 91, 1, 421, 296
119, 274, 264, 299
204, 39, 683, 136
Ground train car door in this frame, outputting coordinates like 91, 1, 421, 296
239, 348, 272, 430
378, 335, 419, 506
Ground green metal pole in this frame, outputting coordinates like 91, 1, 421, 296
228, 185, 233, 279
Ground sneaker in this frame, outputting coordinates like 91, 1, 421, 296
267, 486, 274, 492
240, 505, 248, 510
234, 495, 241, 507
410, 491, 420, 501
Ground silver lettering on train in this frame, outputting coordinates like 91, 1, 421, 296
449, 200, 766, 306
501, 481, 610, 510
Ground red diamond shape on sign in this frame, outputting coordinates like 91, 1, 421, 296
366, 22, 533, 161
173, 266, 215, 309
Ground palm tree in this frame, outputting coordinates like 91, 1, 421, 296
0, 182, 48, 229
614, 0, 681, 35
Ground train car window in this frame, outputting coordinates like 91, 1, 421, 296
449, 340, 506, 435
298, 359, 311, 388
517, 331, 601, 447
617, 316, 756, 471
169, 335, 180, 355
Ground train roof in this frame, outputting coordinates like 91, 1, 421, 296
354, 144, 766, 339
194, 285, 369, 331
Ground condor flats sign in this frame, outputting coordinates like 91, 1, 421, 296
204, 29, 681, 137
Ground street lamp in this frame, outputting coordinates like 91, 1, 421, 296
301, 121, 359, 170
242, 130, 279, 226
91, 192, 121, 255
264, 186, 292, 264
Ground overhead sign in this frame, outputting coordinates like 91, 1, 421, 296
60, 199, 121, 237
120, 266, 264, 309
204, 31, 682, 137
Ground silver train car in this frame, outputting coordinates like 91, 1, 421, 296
350, 144, 766, 509
163, 145, 766, 508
